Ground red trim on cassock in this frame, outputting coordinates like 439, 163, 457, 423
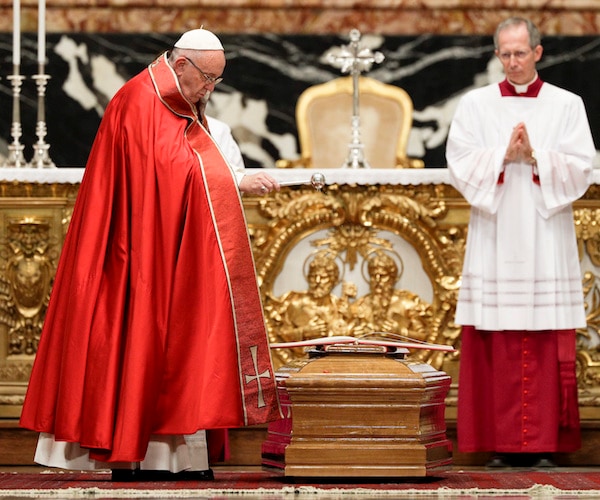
457, 326, 580, 454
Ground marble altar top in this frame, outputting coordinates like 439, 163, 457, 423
0, 167, 599, 186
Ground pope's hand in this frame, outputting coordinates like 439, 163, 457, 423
239, 173, 281, 195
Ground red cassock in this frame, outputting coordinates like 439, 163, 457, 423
457, 326, 580, 453
20, 53, 282, 463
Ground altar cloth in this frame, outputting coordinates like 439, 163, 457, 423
1, 167, 599, 187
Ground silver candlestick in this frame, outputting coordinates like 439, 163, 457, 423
3, 66, 27, 168
326, 29, 385, 169
29, 63, 56, 168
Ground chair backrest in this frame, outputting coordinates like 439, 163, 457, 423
291, 75, 421, 169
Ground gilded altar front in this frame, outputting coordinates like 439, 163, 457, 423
0, 172, 80, 418
1, 168, 600, 421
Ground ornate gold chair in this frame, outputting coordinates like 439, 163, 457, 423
276, 75, 424, 169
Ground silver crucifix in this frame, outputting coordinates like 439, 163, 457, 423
326, 29, 384, 169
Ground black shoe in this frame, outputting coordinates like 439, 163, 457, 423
111, 469, 144, 482
532, 454, 557, 468
486, 455, 510, 468
174, 469, 215, 481
111, 468, 214, 481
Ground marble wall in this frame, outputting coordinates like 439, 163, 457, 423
1, 31, 599, 169
1, 1, 600, 168
2, 0, 600, 35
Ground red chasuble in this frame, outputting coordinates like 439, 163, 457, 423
20, 53, 281, 463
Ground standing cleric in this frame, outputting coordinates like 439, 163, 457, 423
446, 17, 595, 467
19, 28, 282, 481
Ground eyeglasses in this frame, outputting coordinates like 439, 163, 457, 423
183, 56, 223, 85
498, 50, 532, 62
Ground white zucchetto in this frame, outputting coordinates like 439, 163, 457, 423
174, 29, 224, 51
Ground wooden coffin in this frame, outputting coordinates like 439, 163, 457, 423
263, 346, 452, 477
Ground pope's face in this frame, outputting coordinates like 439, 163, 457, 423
495, 23, 542, 85
177, 50, 225, 105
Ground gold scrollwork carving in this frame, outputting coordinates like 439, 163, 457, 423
577, 270, 600, 392
0, 185, 78, 412
575, 207, 600, 266
251, 184, 465, 370
0, 217, 58, 360
0, 361, 33, 383
0, 394, 26, 405
573, 207, 600, 394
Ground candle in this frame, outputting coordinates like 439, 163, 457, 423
13, 0, 20, 66
38, 0, 45, 64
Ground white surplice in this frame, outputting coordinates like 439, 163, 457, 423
34, 431, 209, 472
446, 81, 595, 331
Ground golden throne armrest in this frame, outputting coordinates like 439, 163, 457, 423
275, 157, 313, 168
396, 156, 425, 169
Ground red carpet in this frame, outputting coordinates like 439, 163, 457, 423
1, 469, 600, 497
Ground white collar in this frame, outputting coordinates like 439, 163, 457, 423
508, 72, 538, 94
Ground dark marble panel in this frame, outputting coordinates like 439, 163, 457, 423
0, 33, 599, 168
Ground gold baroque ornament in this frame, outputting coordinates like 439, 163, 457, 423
250, 184, 465, 370
575, 207, 600, 266
0, 217, 58, 360
574, 207, 600, 394
577, 271, 600, 394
